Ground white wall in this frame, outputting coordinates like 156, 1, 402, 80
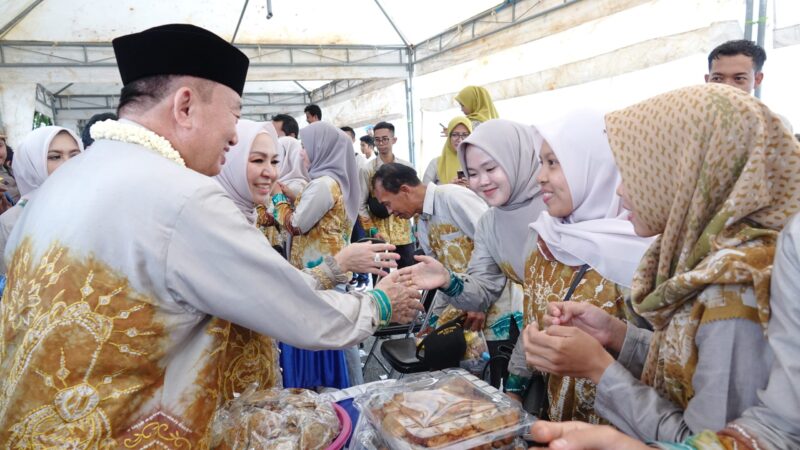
306, 0, 800, 175
315, 81, 415, 163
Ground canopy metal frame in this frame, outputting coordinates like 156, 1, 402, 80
1, 0, 584, 161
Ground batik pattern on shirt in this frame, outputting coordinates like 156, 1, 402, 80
359, 156, 413, 246
523, 247, 625, 424
221, 324, 281, 402
428, 223, 520, 341
0, 239, 261, 447
256, 203, 284, 249
289, 182, 351, 270
368, 214, 412, 246
489, 263, 525, 341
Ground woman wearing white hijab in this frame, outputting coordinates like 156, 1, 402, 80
212, 119, 285, 395
215, 119, 404, 392
257, 135, 310, 254
0, 126, 83, 274
517, 109, 653, 423
215, 120, 272, 224
218, 120, 398, 290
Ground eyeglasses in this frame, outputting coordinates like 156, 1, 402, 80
374, 137, 392, 143
450, 133, 470, 139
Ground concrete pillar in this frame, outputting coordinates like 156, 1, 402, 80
0, 83, 37, 147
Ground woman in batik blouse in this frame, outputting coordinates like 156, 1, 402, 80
216, 120, 401, 394
398, 119, 545, 387
508, 109, 652, 423
523, 84, 800, 444
272, 121, 363, 389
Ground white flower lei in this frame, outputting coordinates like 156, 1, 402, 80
90, 119, 186, 167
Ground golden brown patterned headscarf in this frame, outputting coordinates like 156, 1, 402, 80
605, 83, 800, 406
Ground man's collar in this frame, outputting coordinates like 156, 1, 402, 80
421, 182, 436, 220
378, 152, 395, 165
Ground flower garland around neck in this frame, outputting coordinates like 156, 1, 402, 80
90, 119, 186, 167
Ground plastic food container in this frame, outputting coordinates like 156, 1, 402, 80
354, 369, 534, 450
212, 387, 343, 449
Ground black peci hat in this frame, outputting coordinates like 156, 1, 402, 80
112, 24, 249, 96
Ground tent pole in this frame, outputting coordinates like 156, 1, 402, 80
404, 48, 416, 167
231, 0, 250, 44
744, 0, 754, 41
755, 0, 767, 98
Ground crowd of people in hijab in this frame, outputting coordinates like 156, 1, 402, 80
0, 23, 797, 450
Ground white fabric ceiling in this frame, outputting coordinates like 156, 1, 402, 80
1, 0, 497, 45
41, 80, 329, 97
1, 0, 502, 116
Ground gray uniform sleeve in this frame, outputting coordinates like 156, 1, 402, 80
358, 164, 373, 224
291, 177, 335, 234
422, 158, 439, 184
508, 333, 533, 377
729, 217, 800, 448
283, 179, 308, 200
442, 214, 507, 312
166, 184, 379, 350
441, 187, 486, 240
615, 323, 652, 379
595, 306, 771, 442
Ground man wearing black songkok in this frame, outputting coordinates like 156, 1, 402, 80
0, 24, 421, 445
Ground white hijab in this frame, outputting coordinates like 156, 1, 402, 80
14, 126, 83, 197
529, 109, 652, 287
298, 122, 362, 225
214, 119, 278, 224
277, 136, 309, 197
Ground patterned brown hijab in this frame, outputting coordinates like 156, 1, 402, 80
605, 83, 800, 405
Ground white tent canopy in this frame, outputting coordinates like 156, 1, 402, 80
1, 0, 799, 170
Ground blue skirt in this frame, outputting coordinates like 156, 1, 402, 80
279, 343, 350, 389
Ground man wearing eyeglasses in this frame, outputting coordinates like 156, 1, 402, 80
358, 121, 417, 269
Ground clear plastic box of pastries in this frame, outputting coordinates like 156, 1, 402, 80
211, 385, 340, 450
354, 369, 535, 450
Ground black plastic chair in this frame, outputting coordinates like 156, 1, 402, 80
357, 237, 433, 377
378, 289, 438, 375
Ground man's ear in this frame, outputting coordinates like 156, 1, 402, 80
754, 72, 764, 89
704, 74, 710, 83
172, 86, 194, 129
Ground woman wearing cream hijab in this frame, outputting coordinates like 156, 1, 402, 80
524, 84, 800, 444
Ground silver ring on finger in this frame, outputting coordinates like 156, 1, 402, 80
373, 253, 381, 263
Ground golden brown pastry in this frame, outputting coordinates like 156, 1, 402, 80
371, 383, 522, 448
